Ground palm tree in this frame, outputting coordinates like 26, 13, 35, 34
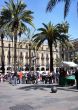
46, 0, 78, 19
0, 0, 34, 73
32, 22, 69, 72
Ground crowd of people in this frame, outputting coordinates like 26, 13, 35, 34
8, 70, 39, 85
0, 67, 78, 89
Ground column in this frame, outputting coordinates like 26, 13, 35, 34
44, 52, 46, 67
5, 51, 8, 66
39, 53, 41, 66
23, 52, 26, 66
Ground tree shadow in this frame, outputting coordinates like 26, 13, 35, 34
17, 84, 78, 92
17, 84, 51, 91
57, 85, 78, 92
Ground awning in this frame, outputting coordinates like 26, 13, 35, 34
60, 61, 78, 67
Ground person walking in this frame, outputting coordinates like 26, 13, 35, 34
18, 70, 23, 84
56, 68, 60, 83
48, 71, 52, 84
75, 68, 78, 89
12, 72, 17, 86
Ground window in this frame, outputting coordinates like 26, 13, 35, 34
46, 54, 49, 59
20, 52, 23, 60
41, 53, 44, 59
26, 44, 28, 49
20, 52, 23, 56
31, 52, 33, 57
42, 47, 43, 50
36, 53, 39, 59
8, 44, 10, 47
26, 52, 28, 58
46, 47, 49, 51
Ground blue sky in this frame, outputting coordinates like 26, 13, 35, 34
25, 0, 78, 40
0, 0, 78, 39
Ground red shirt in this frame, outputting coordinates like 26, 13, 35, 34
18, 71, 23, 79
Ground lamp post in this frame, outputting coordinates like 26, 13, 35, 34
0, 29, 5, 74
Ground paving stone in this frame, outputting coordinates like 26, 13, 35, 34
0, 82, 78, 110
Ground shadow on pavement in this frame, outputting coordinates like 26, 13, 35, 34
18, 84, 52, 91
57, 85, 78, 92
10, 104, 33, 110
17, 84, 78, 92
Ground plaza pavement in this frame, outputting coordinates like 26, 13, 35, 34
0, 82, 78, 110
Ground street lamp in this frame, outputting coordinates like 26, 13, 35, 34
0, 29, 5, 74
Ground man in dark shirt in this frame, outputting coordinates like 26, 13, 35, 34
75, 68, 78, 89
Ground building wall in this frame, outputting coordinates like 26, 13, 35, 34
59, 39, 78, 62
0, 40, 60, 68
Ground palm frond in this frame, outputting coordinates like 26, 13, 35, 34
1, 9, 12, 21
17, 0, 26, 12
38, 28, 47, 33
46, 0, 62, 12
64, 0, 71, 19
46, 0, 72, 18
46, 0, 57, 12
21, 10, 34, 28
42, 23, 48, 30
0, 0, 34, 31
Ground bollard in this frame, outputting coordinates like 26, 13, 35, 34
51, 86, 57, 93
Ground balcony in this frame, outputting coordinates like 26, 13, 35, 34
41, 56, 44, 60
46, 57, 49, 60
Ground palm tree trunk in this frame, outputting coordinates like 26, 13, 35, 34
1, 34, 5, 74
18, 36, 20, 70
49, 45, 53, 72
8, 43, 10, 66
29, 43, 31, 71
12, 37, 14, 71
14, 31, 17, 73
